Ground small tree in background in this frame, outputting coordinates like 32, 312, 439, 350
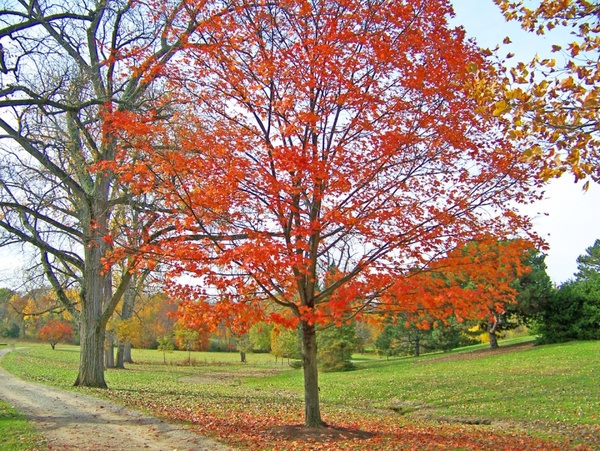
271, 327, 301, 365
317, 323, 357, 372
174, 327, 200, 365
157, 335, 174, 365
235, 333, 253, 363
537, 275, 600, 344
38, 319, 74, 350
355, 321, 378, 354
576, 240, 600, 280
249, 322, 273, 353
536, 240, 600, 343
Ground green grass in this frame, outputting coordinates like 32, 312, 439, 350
319, 341, 600, 424
0, 399, 46, 451
1, 339, 599, 445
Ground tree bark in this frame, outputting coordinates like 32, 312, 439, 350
488, 317, 499, 349
105, 333, 115, 369
414, 334, 420, 357
116, 342, 125, 369
75, 319, 107, 388
74, 200, 111, 388
124, 342, 133, 363
116, 280, 136, 368
300, 321, 324, 427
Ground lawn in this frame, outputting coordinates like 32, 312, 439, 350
1, 339, 598, 450
0, 398, 46, 450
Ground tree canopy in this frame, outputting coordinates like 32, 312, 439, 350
107, 0, 543, 427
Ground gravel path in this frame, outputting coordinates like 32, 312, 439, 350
0, 348, 230, 451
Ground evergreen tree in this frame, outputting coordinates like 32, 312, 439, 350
317, 323, 357, 372
576, 239, 600, 281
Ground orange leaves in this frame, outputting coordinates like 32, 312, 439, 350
144, 400, 565, 451
38, 319, 74, 348
110, 0, 541, 368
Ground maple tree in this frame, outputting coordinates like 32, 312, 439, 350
38, 319, 74, 350
435, 239, 533, 349
110, 0, 542, 427
493, 0, 600, 185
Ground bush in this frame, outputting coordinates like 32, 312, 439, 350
537, 275, 600, 344
317, 323, 356, 372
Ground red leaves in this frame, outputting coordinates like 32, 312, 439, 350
38, 319, 74, 348
146, 402, 566, 451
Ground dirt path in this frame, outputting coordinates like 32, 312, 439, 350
0, 348, 230, 451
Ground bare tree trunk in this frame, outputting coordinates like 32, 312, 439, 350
116, 342, 125, 369
489, 316, 499, 349
414, 334, 420, 357
116, 279, 136, 368
105, 333, 115, 369
124, 342, 133, 363
75, 319, 107, 388
301, 321, 323, 427
75, 203, 111, 388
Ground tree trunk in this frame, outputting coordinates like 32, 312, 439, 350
117, 342, 134, 366
124, 342, 133, 363
105, 334, 115, 369
240, 351, 246, 363
75, 317, 107, 388
115, 342, 125, 369
488, 317, 499, 349
414, 335, 420, 357
74, 202, 111, 388
116, 276, 137, 368
300, 321, 324, 427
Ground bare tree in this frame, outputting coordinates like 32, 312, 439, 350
0, 0, 205, 387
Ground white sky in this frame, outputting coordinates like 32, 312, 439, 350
1, 1, 598, 287
451, 0, 600, 284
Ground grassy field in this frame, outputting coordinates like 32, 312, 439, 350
1, 338, 599, 449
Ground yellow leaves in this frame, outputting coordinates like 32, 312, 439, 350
520, 145, 543, 162
540, 58, 556, 68
466, 62, 478, 73
492, 99, 511, 116
532, 80, 548, 97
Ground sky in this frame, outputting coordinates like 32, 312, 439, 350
1, 1, 598, 287
450, 0, 600, 284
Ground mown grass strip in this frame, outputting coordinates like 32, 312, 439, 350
0, 399, 46, 451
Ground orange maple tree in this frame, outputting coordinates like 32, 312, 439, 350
110, 0, 542, 427
38, 319, 74, 350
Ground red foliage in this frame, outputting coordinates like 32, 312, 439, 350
38, 319, 74, 349
142, 402, 576, 451
110, 0, 542, 329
